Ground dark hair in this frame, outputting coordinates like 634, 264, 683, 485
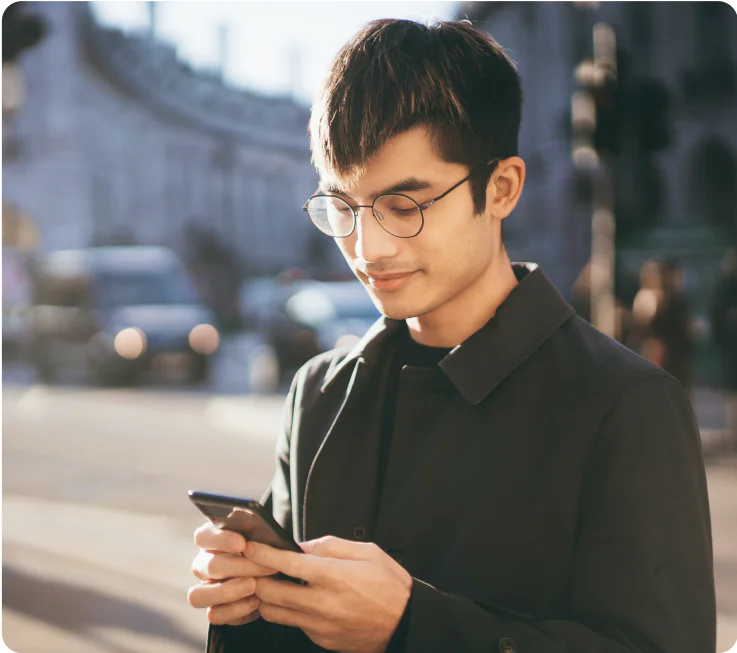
309, 19, 523, 214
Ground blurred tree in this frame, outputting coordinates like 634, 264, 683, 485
591, 79, 622, 156
2, 2, 47, 63
626, 79, 672, 154
183, 221, 244, 332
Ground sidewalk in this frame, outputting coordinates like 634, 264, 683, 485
692, 387, 736, 461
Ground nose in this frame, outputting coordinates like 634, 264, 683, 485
353, 206, 400, 263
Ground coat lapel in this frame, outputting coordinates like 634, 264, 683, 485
302, 356, 390, 542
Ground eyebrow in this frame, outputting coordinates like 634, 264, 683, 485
319, 177, 434, 200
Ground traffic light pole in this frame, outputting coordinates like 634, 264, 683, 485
571, 19, 619, 339
590, 155, 617, 339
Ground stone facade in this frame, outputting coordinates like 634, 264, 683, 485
457, 1, 737, 301
2, 2, 343, 276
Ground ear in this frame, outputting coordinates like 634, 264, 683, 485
485, 156, 526, 220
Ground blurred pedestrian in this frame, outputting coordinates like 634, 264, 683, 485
630, 259, 664, 355
653, 259, 695, 391
631, 259, 695, 392
710, 247, 737, 447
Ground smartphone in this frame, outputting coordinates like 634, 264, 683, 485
189, 490, 305, 584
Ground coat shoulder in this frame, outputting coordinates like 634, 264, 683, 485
551, 314, 681, 400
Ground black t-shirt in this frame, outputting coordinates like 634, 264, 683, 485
377, 324, 453, 499
378, 324, 452, 652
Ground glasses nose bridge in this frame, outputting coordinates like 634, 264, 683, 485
350, 203, 377, 230
351, 203, 374, 217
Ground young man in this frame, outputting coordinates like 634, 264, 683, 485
188, 19, 716, 653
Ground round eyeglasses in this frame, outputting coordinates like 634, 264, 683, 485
302, 159, 500, 239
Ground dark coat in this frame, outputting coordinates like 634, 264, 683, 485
208, 263, 715, 653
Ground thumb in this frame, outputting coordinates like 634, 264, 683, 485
300, 535, 374, 560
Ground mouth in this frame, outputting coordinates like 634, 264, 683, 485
360, 270, 418, 292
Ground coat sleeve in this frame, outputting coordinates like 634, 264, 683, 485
206, 373, 302, 653
402, 375, 716, 653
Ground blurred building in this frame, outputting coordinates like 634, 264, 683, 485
2, 2, 343, 276
458, 1, 737, 316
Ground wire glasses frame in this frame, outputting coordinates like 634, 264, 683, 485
302, 158, 501, 239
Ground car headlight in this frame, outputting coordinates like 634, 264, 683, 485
189, 323, 220, 355
114, 327, 147, 360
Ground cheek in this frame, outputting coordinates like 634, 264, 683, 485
421, 220, 492, 275
335, 236, 355, 261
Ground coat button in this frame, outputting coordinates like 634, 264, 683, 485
353, 526, 366, 540
499, 638, 517, 653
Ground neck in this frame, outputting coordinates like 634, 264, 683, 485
405, 250, 518, 348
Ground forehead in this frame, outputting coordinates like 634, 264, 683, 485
318, 126, 456, 197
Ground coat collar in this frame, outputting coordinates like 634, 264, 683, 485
320, 263, 576, 404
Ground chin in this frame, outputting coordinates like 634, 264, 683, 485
359, 273, 442, 320
369, 293, 436, 321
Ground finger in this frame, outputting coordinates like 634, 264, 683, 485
188, 576, 256, 609
254, 576, 317, 613
259, 602, 316, 631
194, 522, 247, 554
192, 550, 277, 582
301, 535, 377, 561
245, 542, 328, 584
207, 596, 261, 626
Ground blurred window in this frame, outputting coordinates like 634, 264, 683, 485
286, 284, 379, 326
94, 272, 199, 308
331, 295, 380, 320
36, 274, 94, 309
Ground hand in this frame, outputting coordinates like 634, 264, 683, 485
245, 535, 412, 653
187, 521, 278, 626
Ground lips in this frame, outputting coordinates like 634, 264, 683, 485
367, 272, 415, 281
365, 271, 417, 292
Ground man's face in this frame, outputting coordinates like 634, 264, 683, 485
319, 126, 502, 321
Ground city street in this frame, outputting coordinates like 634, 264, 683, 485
2, 344, 737, 652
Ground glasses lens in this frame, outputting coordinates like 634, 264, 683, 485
373, 194, 423, 238
306, 196, 354, 237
